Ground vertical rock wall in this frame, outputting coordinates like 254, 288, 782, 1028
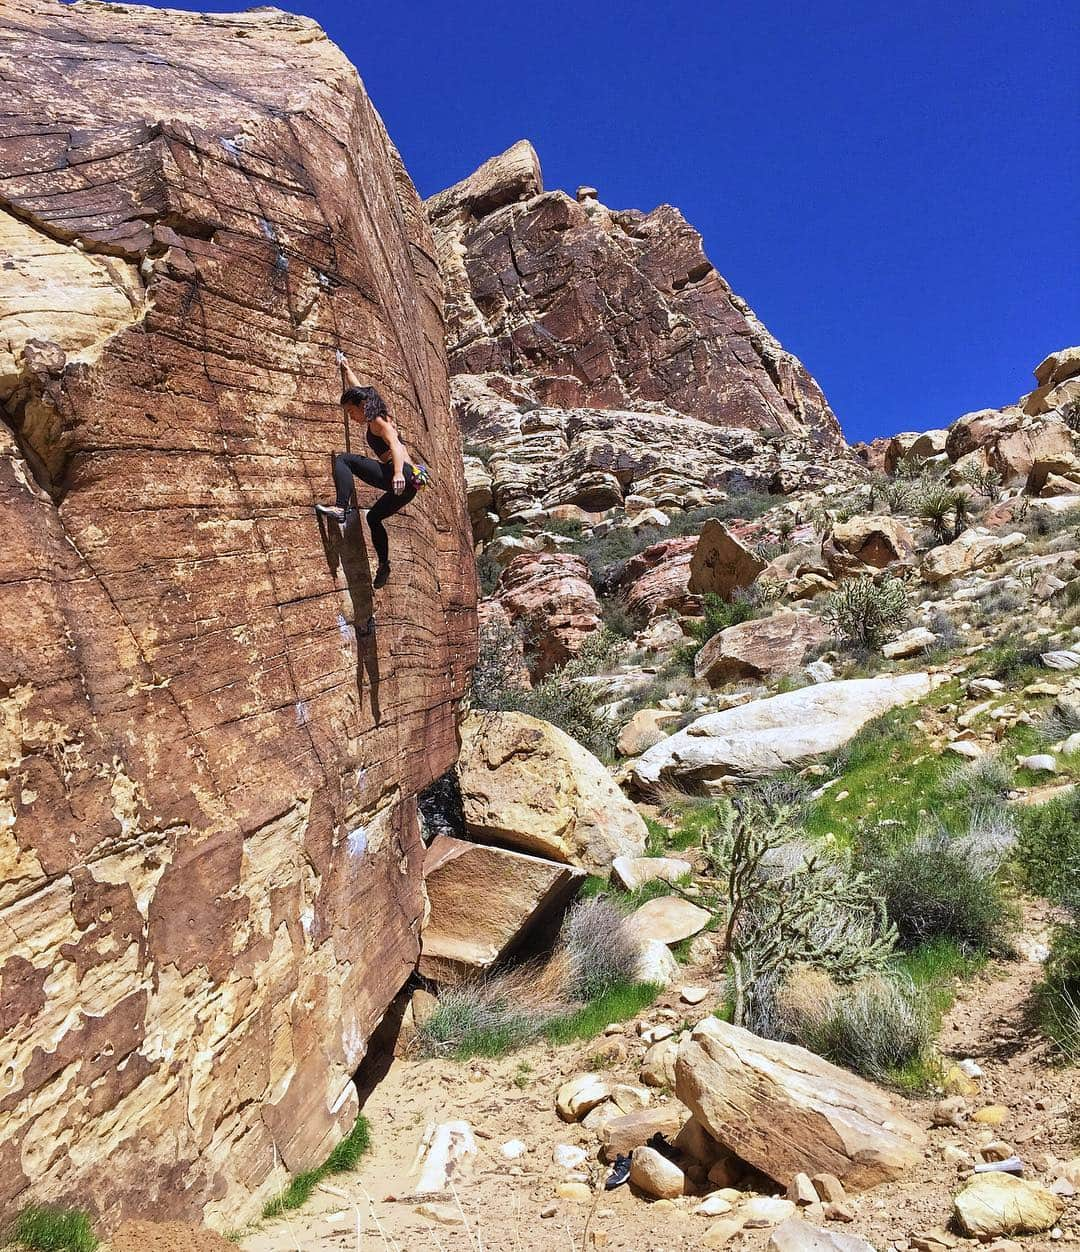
0, 0, 475, 1227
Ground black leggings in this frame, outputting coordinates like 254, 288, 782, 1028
333, 453, 417, 566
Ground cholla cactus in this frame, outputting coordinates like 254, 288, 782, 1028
719, 799, 897, 1029
823, 575, 907, 649
957, 460, 1002, 502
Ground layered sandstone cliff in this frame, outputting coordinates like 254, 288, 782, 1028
0, 0, 475, 1228
429, 141, 843, 446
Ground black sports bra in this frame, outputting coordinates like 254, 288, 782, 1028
365, 422, 389, 458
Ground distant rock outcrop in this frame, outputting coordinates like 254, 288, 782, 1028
429, 142, 842, 445
0, 0, 474, 1229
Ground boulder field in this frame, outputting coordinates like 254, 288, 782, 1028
0, 0, 475, 1228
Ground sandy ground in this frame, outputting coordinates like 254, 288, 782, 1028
222, 903, 1078, 1252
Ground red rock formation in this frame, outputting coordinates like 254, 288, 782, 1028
429, 143, 843, 447
494, 551, 601, 676
0, 1, 475, 1229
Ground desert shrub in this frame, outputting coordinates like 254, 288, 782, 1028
715, 798, 897, 1032
916, 481, 970, 543
1038, 913, 1080, 1062
1015, 787, 1080, 900
561, 897, 642, 1000
599, 593, 637, 639
939, 753, 1014, 809
779, 970, 933, 1081
857, 826, 1012, 955
469, 622, 617, 758
924, 608, 962, 653
414, 900, 652, 1059
982, 638, 1046, 683
873, 475, 919, 514
1037, 698, 1080, 745
823, 575, 908, 649
687, 592, 757, 648
956, 461, 1002, 501
976, 582, 1025, 623
10, 1208, 98, 1252
476, 549, 504, 596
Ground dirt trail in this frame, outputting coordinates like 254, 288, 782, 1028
229, 909, 1077, 1252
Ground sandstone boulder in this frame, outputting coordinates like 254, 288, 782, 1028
599, 1104, 687, 1160
621, 536, 700, 621
884, 430, 948, 474
953, 1173, 1063, 1237
823, 516, 915, 575
882, 626, 937, 659
921, 529, 1026, 582
694, 612, 830, 686
630, 674, 931, 790
418, 836, 583, 982
0, 1, 476, 1227
457, 711, 648, 873
616, 708, 681, 756
688, 519, 768, 598
626, 896, 713, 945
675, 1018, 926, 1190
494, 551, 601, 676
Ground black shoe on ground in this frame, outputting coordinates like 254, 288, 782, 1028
604, 1153, 632, 1190
373, 563, 390, 589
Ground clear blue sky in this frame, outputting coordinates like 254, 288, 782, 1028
162, 1, 1076, 441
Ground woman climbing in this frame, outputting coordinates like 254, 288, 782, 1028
315, 351, 431, 588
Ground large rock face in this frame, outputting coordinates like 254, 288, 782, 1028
429, 143, 842, 446
0, 1, 475, 1230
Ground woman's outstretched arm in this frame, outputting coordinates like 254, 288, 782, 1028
337, 349, 361, 391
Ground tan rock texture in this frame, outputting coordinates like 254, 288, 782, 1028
675, 1018, 926, 1190
493, 550, 601, 676
694, 611, 830, 686
429, 143, 843, 446
457, 710, 647, 873
0, 1, 475, 1230
418, 835, 583, 982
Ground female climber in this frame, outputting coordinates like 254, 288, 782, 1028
315, 351, 431, 588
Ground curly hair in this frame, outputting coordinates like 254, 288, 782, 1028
340, 385, 388, 419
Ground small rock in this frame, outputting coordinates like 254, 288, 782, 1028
640, 1023, 674, 1045
553, 1144, 587, 1170
1041, 650, 1080, 670
953, 1172, 1063, 1236
540, 1202, 558, 1218
767, 1216, 877, 1250
787, 1173, 818, 1206
957, 1058, 984, 1078
581, 1100, 622, 1133
931, 1096, 968, 1127
943, 1065, 980, 1097
883, 627, 937, 659
703, 1217, 747, 1248
740, 1195, 796, 1227
823, 1201, 855, 1222
812, 1173, 847, 1204
500, 1139, 527, 1159
910, 1231, 958, 1251
609, 1083, 651, 1114
947, 739, 983, 759
971, 1105, 1008, 1126
1016, 752, 1057, 773
942, 1144, 974, 1170
556, 1181, 592, 1201
980, 1140, 1016, 1162
416, 1202, 464, 1226
556, 1073, 611, 1122
695, 1193, 735, 1216
680, 985, 709, 1005
640, 1037, 678, 1087
628, 1145, 686, 1199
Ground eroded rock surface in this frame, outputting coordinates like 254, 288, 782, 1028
0, 1, 475, 1228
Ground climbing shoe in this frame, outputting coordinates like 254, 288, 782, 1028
315, 503, 349, 525
373, 563, 390, 589
604, 1153, 631, 1190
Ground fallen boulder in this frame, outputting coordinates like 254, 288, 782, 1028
458, 710, 648, 873
694, 611, 830, 686
688, 519, 768, 598
418, 836, 583, 982
823, 516, 915, 576
675, 1017, 926, 1190
494, 550, 601, 676
630, 674, 931, 791
629, 1145, 687, 1198
626, 895, 713, 945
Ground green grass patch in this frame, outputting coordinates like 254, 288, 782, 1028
262, 1114, 371, 1219
894, 937, 986, 1023
11, 1207, 98, 1252
1016, 787, 1080, 899
541, 981, 661, 1046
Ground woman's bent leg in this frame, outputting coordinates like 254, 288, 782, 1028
367, 484, 417, 569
